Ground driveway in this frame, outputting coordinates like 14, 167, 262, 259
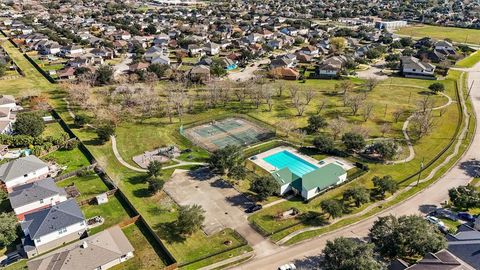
164, 169, 279, 255
232, 62, 480, 269
113, 53, 133, 78
356, 60, 389, 80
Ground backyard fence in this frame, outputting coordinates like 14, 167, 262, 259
53, 163, 97, 182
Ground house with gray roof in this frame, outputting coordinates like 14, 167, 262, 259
445, 224, 480, 269
401, 56, 436, 79
27, 226, 134, 270
389, 249, 472, 270
0, 155, 50, 192
21, 199, 87, 258
8, 178, 67, 221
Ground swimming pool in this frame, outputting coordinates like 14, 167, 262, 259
263, 150, 318, 177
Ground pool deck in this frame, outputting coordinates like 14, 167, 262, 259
249, 146, 354, 173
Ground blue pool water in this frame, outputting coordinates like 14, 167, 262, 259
263, 150, 318, 176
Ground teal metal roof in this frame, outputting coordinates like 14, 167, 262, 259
301, 163, 346, 191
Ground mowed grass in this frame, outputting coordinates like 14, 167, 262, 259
57, 172, 109, 202
396, 24, 480, 45
42, 121, 66, 138
42, 147, 91, 174
456, 50, 480, 68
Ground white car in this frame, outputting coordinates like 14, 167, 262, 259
278, 263, 297, 270
426, 216, 445, 227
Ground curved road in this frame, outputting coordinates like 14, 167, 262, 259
233, 62, 480, 269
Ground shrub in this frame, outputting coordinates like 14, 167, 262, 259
13, 111, 45, 137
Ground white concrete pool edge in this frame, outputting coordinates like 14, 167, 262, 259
248, 146, 354, 173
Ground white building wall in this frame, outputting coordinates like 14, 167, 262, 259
404, 67, 434, 75
279, 183, 291, 195
32, 221, 87, 247
14, 194, 68, 216
5, 166, 50, 190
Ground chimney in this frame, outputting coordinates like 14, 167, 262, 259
81, 241, 88, 249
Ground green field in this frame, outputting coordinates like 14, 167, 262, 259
456, 51, 480, 68
57, 172, 110, 201
396, 24, 480, 45
42, 147, 91, 174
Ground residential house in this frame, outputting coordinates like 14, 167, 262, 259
21, 199, 87, 258
144, 46, 165, 62
113, 31, 131, 41
203, 42, 220, 56
401, 56, 436, 78
27, 226, 135, 270
187, 44, 203, 57
60, 45, 84, 58
187, 65, 210, 83
445, 224, 480, 269
151, 55, 170, 65
246, 33, 263, 44
8, 178, 68, 221
299, 45, 319, 56
388, 249, 471, 270
272, 162, 347, 200
0, 155, 50, 192
0, 95, 17, 134
57, 67, 77, 80
315, 55, 348, 78
128, 62, 150, 73
270, 67, 300, 80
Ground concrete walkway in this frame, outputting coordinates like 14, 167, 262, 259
198, 252, 254, 270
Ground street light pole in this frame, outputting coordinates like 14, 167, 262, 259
416, 157, 425, 186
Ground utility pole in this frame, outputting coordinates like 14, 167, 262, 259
416, 157, 425, 186
467, 80, 475, 98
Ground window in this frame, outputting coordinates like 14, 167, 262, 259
23, 174, 28, 177
58, 228, 67, 235
412, 69, 416, 72
35, 238, 41, 243
40, 199, 44, 204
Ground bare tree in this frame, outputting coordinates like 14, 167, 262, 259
346, 94, 365, 115
392, 108, 405, 123
316, 98, 329, 114
336, 80, 354, 106
363, 77, 379, 92
262, 85, 275, 111
380, 123, 391, 137
410, 111, 436, 139
277, 119, 296, 137
350, 125, 370, 138
276, 82, 285, 97
362, 103, 374, 122
330, 118, 347, 140
417, 96, 434, 113
304, 89, 315, 105
289, 85, 300, 99
292, 92, 307, 116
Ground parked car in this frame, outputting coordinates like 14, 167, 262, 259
245, 204, 262, 213
278, 263, 297, 270
432, 208, 458, 221
426, 216, 446, 227
458, 212, 476, 222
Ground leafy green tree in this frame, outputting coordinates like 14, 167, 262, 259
313, 134, 335, 153
429, 82, 445, 94
208, 145, 243, 175
400, 37, 413, 47
343, 186, 370, 207
147, 63, 168, 79
147, 160, 162, 178
251, 176, 279, 200
0, 190, 6, 201
448, 185, 480, 210
228, 165, 247, 180
147, 177, 164, 194
0, 63, 6, 77
321, 199, 344, 219
144, 24, 157, 35
371, 141, 397, 160
372, 175, 398, 198
0, 213, 18, 248
74, 114, 88, 127
323, 237, 383, 270
307, 115, 327, 134
210, 59, 227, 77
96, 123, 115, 143
13, 112, 45, 137
369, 215, 447, 259
95, 65, 114, 85
176, 204, 205, 236
341, 132, 366, 152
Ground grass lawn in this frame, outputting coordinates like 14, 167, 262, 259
57, 172, 109, 202
110, 222, 168, 270
42, 147, 91, 174
395, 24, 480, 45
81, 193, 133, 235
42, 121, 66, 138
456, 50, 480, 68
1, 260, 27, 270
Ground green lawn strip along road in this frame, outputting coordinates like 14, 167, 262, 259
282, 70, 475, 245
395, 24, 480, 45
456, 51, 480, 68
0, 35, 173, 269
248, 74, 460, 239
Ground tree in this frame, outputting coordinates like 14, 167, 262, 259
96, 123, 115, 143
176, 204, 205, 236
362, 103, 374, 122
147, 160, 162, 178
207, 145, 243, 175
372, 175, 398, 198
369, 215, 447, 259
400, 37, 413, 47
147, 63, 168, 79
95, 65, 114, 85
392, 109, 405, 123
307, 115, 327, 134
323, 237, 382, 270
0, 63, 6, 77
0, 190, 6, 201
313, 135, 335, 153
363, 77, 379, 92
341, 132, 365, 152
0, 212, 18, 248
330, 37, 347, 53
343, 186, 370, 207
321, 199, 343, 219
428, 82, 445, 94
380, 123, 391, 136
210, 59, 227, 77
147, 177, 164, 194
448, 185, 480, 210
277, 119, 296, 137
346, 94, 365, 116
251, 176, 279, 200
73, 114, 88, 127
330, 118, 347, 140
371, 141, 397, 160
144, 24, 157, 35
13, 112, 45, 137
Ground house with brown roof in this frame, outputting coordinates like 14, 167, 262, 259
270, 67, 300, 80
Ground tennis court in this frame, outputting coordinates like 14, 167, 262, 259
183, 118, 275, 151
